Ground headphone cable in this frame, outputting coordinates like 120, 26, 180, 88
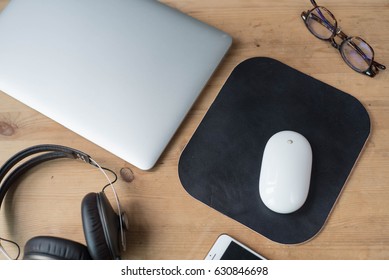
0, 237, 20, 260
101, 167, 118, 191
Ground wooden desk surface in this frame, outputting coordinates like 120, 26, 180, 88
1, 0, 388, 260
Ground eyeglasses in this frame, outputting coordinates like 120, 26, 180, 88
301, 0, 386, 77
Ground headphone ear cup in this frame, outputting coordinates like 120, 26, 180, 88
81, 192, 121, 260
23, 236, 92, 260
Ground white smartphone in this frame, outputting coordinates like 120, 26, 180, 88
205, 234, 267, 260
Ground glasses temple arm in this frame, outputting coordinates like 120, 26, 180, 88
373, 61, 386, 70
310, 0, 318, 7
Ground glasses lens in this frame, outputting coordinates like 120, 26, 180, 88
306, 7, 336, 39
341, 37, 373, 72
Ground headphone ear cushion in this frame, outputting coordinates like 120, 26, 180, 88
23, 236, 92, 260
81, 192, 121, 260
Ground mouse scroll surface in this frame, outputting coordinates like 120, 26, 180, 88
259, 131, 312, 214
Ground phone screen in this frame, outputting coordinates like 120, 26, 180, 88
220, 241, 262, 260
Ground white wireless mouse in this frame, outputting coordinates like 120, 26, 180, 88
259, 131, 312, 214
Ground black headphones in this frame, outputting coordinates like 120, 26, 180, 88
0, 144, 128, 260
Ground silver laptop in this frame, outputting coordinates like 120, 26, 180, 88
0, 0, 231, 170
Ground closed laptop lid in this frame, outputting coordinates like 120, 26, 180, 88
0, 0, 231, 170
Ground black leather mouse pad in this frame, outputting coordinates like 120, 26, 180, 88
178, 57, 370, 244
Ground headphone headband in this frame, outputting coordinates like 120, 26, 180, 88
0, 144, 95, 182
0, 144, 96, 208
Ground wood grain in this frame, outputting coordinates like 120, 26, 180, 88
0, 0, 388, 260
